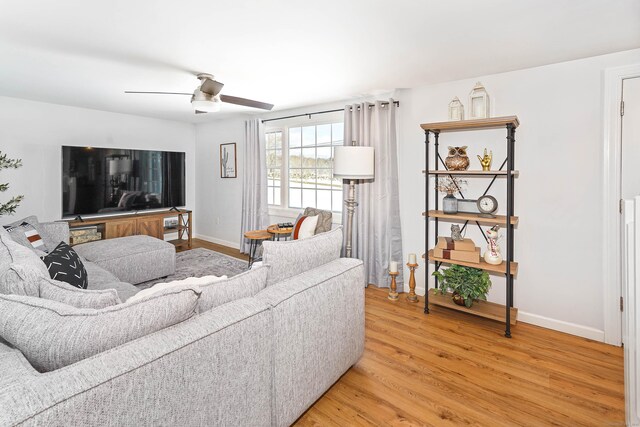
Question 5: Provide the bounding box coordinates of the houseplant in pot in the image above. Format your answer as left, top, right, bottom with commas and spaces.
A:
432, 264, 491, 308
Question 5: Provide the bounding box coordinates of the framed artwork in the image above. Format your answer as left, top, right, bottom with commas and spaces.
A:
220, 143, 237, 178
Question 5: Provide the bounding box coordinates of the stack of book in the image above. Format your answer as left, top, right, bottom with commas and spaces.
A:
69, 226, 102, 246
434, 237, 481, 264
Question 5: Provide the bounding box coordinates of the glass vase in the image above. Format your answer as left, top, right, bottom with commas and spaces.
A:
442, 193, 458, 214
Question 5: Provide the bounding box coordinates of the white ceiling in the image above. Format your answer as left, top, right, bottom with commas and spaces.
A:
0, 0, 638, 123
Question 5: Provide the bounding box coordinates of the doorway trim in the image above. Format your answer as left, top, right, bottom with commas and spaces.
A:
603, 64, 640, 346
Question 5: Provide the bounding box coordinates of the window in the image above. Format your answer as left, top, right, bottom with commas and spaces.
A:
266, 121, 344, 215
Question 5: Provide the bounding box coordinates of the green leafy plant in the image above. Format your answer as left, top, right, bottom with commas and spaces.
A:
432, 264, 491, 308
0, 151, 24, 217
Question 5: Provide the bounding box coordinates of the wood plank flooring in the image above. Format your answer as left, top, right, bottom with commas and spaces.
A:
185, 241, 624, 425
179, 238, 248, 261
295, 286, 625, 427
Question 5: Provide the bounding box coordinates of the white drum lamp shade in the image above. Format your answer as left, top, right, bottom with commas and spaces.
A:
333, 146, 375, 179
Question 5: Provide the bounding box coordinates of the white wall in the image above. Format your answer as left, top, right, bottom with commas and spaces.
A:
0, 96, 196, 224
396, 48, 640, 340
194, 117, 246, 248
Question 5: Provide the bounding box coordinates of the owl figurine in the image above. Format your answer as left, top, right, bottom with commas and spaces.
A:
445, 146, 470, 171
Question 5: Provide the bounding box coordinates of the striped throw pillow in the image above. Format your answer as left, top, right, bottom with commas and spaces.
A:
3, 222, 45, 251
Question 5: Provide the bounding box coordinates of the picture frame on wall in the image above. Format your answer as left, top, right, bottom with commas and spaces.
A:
220, 143, 237, 178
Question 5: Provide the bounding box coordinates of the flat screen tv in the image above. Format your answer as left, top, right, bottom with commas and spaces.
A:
62, 146, 186, 217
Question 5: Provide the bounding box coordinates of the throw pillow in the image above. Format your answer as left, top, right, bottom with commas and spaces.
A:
40, 242, 88, 290
2, 215, 58, 253
262, 226, 343, 286
0, 230, 50, 296
127, 275, 227, 303
0, 286, 201, 372
38, 275, 121, 309
292, 214, 319, 240
2, 222, 45, 252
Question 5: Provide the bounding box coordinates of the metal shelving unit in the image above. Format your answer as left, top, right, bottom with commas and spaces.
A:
421, 116, 519, 337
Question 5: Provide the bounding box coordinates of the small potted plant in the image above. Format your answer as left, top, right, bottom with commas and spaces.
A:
435, 177, 466, 214
432, 264, 491, 308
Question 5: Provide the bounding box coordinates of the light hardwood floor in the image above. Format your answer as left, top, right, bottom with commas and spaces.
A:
187, 241, 624, 426
179, 238, 249, 261
295, 287, 625, 426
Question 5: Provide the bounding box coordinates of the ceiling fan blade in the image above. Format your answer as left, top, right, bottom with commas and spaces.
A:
200, 79, 224, 96
124, 91, 193, 95
220, 94, 274, 110
195, 110, 208, 114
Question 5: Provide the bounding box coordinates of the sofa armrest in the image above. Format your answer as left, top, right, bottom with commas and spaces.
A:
0, 298, 273, 426
255, 258, 365, 427
39, 221, 69, 245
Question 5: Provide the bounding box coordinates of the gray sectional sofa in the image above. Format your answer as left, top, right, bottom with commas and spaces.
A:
0, 224, 365, 426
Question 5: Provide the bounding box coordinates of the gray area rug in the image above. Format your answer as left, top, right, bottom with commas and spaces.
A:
137, 248, 248, 290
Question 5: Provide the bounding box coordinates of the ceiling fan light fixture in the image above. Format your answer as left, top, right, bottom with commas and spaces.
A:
191, 90, 221, 112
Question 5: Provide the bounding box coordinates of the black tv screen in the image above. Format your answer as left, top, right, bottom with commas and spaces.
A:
62, 146, 186, 217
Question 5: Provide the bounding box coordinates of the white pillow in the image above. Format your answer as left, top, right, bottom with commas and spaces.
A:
295, 214, 319, 240
128, 275, 227, 303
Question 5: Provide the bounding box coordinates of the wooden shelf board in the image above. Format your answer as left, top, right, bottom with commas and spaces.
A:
64, 209, 192, 227
164, 225, 187, 233
420, 116, 519, 133
428, 289, 517, 325
423, 169, 519, 177
423, 210, 518, 225
167, 238, 190, 247
424, 250, 518, 276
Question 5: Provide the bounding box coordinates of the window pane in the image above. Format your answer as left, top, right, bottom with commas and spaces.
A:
275, 132, 283, 149
289, 148, 301, 168
268, 168, 281, 180
273, 187, 281, 205
332, 191, 343, 212
317, 190, 331, 210
289, 188, 302, 208
267, 150, 281, 168
317, 124, 331, 145
289, 127, 301, 148
302, 126, 315, 146
332, 177, 343, 190
316, 147, 332, 168
268, 188, 274, 205
289, 169, 302, 188
302, 189, 315, 208
332, 123, 344, 143
302, 169, 316, 188
301, 148, 315, 168
266, 133, 275, 149
317, 169, 332, 189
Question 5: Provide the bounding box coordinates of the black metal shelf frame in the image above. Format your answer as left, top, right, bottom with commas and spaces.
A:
424, 124, 517, 337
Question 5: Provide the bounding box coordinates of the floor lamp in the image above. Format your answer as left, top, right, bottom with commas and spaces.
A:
333, 145, 375, 258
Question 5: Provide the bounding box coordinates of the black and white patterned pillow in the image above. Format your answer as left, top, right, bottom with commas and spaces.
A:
40, 242, 88, 289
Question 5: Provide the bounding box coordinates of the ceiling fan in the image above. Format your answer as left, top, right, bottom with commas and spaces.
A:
125, 73, 274, 113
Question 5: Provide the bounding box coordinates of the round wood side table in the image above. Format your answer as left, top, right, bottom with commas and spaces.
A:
243, 230, 273, 268
267, 224, 293, 241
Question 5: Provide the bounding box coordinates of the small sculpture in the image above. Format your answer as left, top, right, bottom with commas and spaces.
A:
451, 225, 463, 241
477, 148, 492, 171
484, 225, 503, 265
445, 146, 470, 171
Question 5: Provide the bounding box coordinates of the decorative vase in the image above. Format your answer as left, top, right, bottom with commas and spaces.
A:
442, 193, 458, 214
452, 292, 466, 306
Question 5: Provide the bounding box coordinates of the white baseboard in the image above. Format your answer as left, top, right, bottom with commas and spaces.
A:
416, 285, 605, 342
194, 234, 241, 250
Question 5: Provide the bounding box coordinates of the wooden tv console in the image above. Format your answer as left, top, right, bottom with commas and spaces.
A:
65, 209, 192, 249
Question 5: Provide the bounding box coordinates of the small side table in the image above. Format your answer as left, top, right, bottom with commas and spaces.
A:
243, 230, 273, 268
267, 224, 293, 241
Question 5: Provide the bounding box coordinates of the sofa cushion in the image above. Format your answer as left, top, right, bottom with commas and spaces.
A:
84, 261, 140, 301
2, 216, 59, 253
0, 286, 201, 372
38, 275, 121, 309
40, 242, 88, 289
2, 222, 46, 252
0, 230, 50, 296
262, 226, 343, 286
198, 265, 270, 312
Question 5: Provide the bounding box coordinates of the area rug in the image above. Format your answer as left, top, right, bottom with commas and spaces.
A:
136, 248, 248, 290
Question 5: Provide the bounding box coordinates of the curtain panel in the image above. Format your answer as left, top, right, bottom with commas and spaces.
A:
342, 99, 404, 290
239, 118, 269, 254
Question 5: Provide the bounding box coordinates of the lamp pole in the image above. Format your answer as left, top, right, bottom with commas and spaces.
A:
344, 179, 357, 258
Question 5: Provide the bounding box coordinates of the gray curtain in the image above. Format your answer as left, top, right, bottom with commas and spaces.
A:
239, 118, 269, 254
342, 99, 404, 290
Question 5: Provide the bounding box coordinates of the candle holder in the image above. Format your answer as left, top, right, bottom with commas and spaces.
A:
388, 271, 399, 301
407, 263, 419, 303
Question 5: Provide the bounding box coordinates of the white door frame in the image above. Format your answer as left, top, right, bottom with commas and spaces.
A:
603, 64, 640, 346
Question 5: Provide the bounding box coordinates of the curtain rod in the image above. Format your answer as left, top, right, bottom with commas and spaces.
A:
261, 100, 399, 123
